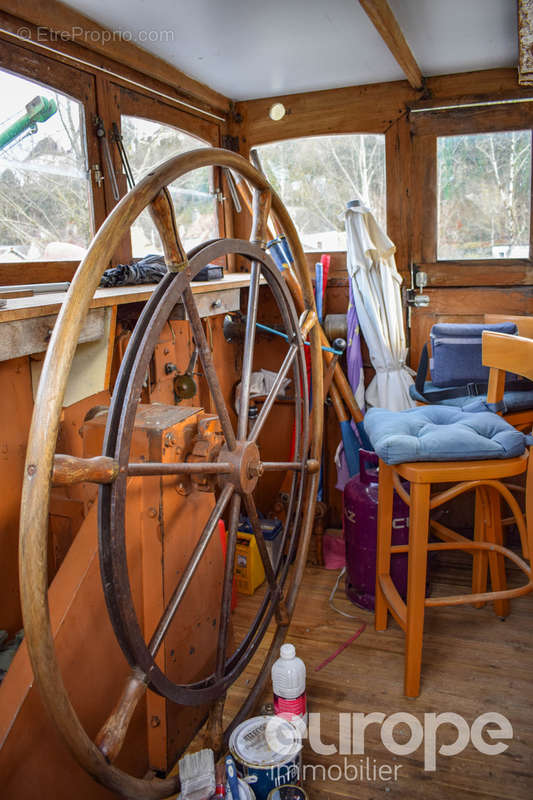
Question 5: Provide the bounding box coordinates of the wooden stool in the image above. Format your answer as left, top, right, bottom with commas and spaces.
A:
372, 331, 533, 697
375, 455, 531, 697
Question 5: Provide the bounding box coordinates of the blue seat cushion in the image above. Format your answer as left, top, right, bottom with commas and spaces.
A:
364, 405, 527, 465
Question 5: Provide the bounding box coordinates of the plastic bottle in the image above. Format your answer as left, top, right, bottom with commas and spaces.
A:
271, 643, 306, 720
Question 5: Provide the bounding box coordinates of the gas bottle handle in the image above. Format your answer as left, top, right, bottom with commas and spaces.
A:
359, 449, 379, 484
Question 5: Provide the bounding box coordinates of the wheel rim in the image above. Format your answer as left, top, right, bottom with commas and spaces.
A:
19, 148, 323, 799
100, 238, 309, 705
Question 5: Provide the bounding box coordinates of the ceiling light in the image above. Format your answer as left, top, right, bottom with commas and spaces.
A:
269, 103, 286, 121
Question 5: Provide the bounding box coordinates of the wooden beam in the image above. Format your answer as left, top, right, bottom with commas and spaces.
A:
236, 78, 416, 147
359, 0, 424, 90
236, 69, 533, 150
0, 0, 230, 115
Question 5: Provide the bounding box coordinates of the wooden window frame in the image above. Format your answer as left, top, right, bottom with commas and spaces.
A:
411, 101, 533, 287
115, 86, 227, 263
0, 37, 104, 282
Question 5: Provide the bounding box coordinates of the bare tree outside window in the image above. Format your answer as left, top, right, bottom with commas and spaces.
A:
0, 69, 91, 262
120, 116, 218, 256
257, 134, 386, 251
438, 130, 532, 260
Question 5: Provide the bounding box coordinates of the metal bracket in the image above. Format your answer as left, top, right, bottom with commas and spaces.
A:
221, 134, 240, 152
406, 288, 430, 308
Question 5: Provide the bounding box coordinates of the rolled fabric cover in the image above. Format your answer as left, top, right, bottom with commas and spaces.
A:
100, 253, 166, 287
363, 405, 526, 465
429, 322, 517, 387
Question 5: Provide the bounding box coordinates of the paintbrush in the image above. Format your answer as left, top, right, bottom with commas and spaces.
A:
225, 754, 240, 800
178, 748, 215, 800
213, 759, 226, 798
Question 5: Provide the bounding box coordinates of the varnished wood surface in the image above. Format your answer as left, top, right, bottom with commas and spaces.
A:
228, 561, 533, 799
0, 274, 254, 324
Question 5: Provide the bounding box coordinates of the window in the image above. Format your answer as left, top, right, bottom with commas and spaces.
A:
0, 68, 91, 261
120, 116, 218, 256
437, 130, 532, 260
257, 134, 386, 251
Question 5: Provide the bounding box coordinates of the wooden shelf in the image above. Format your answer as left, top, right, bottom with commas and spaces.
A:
0, 274, 253, 325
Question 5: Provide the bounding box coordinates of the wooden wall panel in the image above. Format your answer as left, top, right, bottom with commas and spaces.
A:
236, 79, 417, 148
0, 357, 33, 635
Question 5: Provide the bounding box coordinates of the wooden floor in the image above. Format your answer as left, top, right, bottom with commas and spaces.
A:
228, 550, 533, 799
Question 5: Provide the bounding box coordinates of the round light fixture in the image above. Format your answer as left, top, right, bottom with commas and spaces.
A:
269, 102, 286, 121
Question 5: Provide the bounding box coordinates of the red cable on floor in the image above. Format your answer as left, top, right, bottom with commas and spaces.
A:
314, 623, 367, 672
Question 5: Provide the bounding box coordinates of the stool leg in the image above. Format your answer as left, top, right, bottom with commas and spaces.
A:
472, 487, 489, 608
526, 454, 533, 563
485, 488, 510, 618
375, 460, 394, 632
404, 481, 430, 698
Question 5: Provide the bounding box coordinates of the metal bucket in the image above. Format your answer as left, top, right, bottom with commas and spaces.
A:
229, 716, 302, 800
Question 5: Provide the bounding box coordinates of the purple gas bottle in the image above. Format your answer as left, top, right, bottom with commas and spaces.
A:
344, 450, 418, 610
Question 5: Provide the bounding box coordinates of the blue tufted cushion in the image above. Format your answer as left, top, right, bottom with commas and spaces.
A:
364, 405, 527, 465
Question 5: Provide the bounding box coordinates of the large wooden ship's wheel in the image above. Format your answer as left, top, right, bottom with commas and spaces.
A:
19, 149, 323, 798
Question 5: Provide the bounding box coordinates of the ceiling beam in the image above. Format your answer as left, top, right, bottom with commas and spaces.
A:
359, 0, 424, 90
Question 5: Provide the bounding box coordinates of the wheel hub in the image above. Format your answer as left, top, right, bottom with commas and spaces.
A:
218, 440, 262, 494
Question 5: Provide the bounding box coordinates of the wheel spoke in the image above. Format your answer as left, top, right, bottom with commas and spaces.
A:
148, 483, 234, 657
215, 492, 241, 677
237, 261, 261, 440
127, 461, 232, 477
261, 460, 318, 473
183, 285, 237, 451
249, 344, 298, 443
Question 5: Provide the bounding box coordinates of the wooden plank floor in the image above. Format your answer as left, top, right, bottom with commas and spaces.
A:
226, 551, 533, 799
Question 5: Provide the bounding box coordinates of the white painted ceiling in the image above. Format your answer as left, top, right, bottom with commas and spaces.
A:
63, 0, 518, 100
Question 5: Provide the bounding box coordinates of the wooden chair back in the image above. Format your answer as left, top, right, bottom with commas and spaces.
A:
484, 314, 533, 339
483, 331, 533, 404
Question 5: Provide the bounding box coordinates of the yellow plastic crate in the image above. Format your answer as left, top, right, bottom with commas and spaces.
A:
234, 531, 265, 595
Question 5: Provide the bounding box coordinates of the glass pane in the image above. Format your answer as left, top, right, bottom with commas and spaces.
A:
437, 130, 532, 260
0, 68, 91, 262
257, 134, 386, 251
120, 116, 217, 256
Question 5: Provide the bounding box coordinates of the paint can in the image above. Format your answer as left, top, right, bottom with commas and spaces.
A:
229, 715, 302, 800
267, 786, 308, 800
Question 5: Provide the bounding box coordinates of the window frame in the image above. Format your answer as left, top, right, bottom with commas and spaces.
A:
255, 132, 388, 255
410, 101, 533, 286
116, 86, 226, 261
0, 37, 104, 276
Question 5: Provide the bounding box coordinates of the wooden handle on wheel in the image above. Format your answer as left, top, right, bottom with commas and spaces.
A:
149, 188, 188, 272
95, 670, 147, 763
52, 454, 119, 486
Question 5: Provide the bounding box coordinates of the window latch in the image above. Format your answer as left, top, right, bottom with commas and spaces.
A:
406, 266, 430, 307
92, 164, 104, 188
